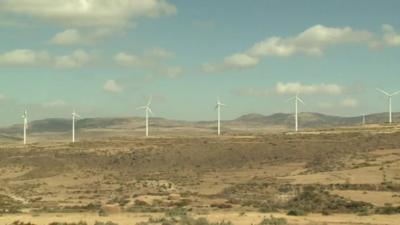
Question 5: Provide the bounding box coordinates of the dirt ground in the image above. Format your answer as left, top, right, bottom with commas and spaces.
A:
0, 125, 400, 225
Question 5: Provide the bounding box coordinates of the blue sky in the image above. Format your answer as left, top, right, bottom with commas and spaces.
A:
0, 0, 399, 125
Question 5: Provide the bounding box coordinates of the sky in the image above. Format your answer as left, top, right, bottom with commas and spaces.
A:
0, 0, 399, 125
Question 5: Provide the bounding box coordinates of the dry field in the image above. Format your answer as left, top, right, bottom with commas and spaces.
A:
0, 125, 400, 225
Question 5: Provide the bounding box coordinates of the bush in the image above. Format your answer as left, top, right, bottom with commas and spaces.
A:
48, 222, 87, 225
374, 205, 400, 214
165, 207, 188, 217
287, 209, 306, 216
94, 222, 119, 225
285, 185, 372, 214
258, 216, 288, 225
10, 221, 37, 225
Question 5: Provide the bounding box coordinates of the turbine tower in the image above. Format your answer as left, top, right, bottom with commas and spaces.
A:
376, 88, 400, 124
287, 94, 305, 132
138, 96, 153, 137
215, 97, 226, 136
362, 114, 366, 126
72, 109, 81, 143
22, 110, 28, 145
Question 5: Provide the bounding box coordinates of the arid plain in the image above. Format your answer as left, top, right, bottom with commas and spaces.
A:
0, 123, 400, 225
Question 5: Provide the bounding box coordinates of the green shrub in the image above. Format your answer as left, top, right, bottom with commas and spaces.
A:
258, 216, 288, 225
10, 221, 37, 225
287, 209, 306, 216
94, 221, 119, 225
165, 207, 188, 217
48, 222, 87, 225
374, 205, 400, 214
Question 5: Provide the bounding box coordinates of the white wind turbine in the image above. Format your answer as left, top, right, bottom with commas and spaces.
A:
72, 109, 81, 143
376, 88, 400, 124
22, 110, 28, 145
138, 96, 153, 137
287, 94, 305, 132
215, 97, 226, 136
362, 113, 366, 126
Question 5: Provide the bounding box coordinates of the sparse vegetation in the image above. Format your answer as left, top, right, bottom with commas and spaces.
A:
258, 216, 288, 225
0, 130, 400, 224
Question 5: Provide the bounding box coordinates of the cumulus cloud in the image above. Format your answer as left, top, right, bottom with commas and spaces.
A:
249, 25, 372, 58
115, 48, 183, 78
54, 50, 92, 69
0, 49, 50, 66
339, 97, 358, 107
50, 28, 117, 45
51, 29, 81, 45
0, 0, 176, 28
0, 49, 92, 69
103, 80, 123, 93
275, 82, 344, 95
115, 52, 146, 67
203, 24, 376, 72
203, 53, 259, 72
382, 24, 400, 46
144, 47, 173, 59
317, 97, 359, 110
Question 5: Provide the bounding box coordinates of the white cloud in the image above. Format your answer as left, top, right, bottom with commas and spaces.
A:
0, 49, 92, 69
115, 52, 146, 67
51, 29, 81, 45
50, 28, 117, 45
54, 50, 92, 69
0, 49, 50, 66
0, 0, 176, 28
275, 82, 344, 95
103, 80, 123, 93
42, 100, 67, 108
382, 24, 400, 46
160, 65, 183, 78
224, 53, 259, 68
202, 53, 259, 72
250, 25, 373, 57
144, 47, 173, 59
115, 48, 183, 78
203, 24, 375, 72
339, 97, 358, 108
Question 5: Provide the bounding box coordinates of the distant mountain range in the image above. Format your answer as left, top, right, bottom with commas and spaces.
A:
0, 112, 399, 135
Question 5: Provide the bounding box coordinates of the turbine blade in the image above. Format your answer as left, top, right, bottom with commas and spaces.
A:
286, 96, 295, 102
390, 90, 400, 96
148, 107, 154, 115
297, 97, 305, 104
376, 88, 390, 96
137, 106, 147, 110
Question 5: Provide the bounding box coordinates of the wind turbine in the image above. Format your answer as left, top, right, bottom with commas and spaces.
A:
362, 113, 366, 126
22, 110, 28, 145
215, 97, 226, 135
287, 94, 305, 132
376, 88, 400, 124
72, 109, 81, 143
138, 96, 153, 137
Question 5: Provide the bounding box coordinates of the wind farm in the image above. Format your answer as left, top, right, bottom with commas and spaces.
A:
0, 1, 400, 225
